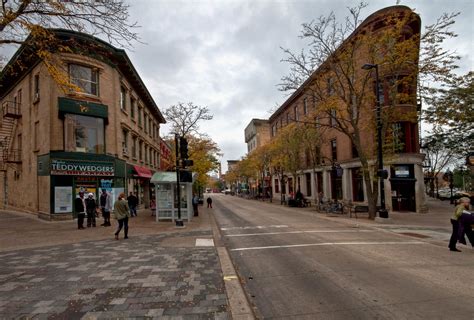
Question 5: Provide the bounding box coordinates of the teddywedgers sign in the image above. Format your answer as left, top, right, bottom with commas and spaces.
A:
51, 159, 114, 176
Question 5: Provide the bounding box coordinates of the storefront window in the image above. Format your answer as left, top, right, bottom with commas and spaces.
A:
64, 114, 104, 154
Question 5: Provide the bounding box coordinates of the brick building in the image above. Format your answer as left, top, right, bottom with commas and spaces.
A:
265, 6, 427, 213
244, 119, 270, 153
0, 29, 166, 219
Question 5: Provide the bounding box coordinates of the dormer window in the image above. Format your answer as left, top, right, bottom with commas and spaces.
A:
69, 64, 99, 96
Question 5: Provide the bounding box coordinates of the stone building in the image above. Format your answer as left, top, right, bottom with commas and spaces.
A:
244, 119, 270, 153
0, 29, 165, 220
265, 6, 427, 213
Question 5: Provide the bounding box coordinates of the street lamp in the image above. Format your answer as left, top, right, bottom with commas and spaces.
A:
445, 169, 454, 205
362, 63, 389, 218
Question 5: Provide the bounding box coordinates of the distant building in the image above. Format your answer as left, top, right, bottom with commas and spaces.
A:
244, 119, 270, 153
0, 29, 166, 219
227, 160, 239, 173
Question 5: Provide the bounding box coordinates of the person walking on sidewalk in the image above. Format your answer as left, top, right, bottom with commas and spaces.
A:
74, 191, 86, 229
114, 192, 131, 240
207, 196, 213, 208
85, 193, 97, 227
127, 192, 138, 217
100, 189, 112, 227
192, 194, 199, 216
449, 197, 471, 252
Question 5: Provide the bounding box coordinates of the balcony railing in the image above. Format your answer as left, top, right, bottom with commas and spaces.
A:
3, 149, 22, 163
3, 102, 22, 119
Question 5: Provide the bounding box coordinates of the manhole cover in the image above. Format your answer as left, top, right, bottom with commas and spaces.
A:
399, 232, 430, 239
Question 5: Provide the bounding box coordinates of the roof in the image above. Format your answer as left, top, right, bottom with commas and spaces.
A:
0, 29, 166, 123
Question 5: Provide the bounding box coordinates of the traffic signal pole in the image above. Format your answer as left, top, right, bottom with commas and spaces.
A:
175, 134, 184, 227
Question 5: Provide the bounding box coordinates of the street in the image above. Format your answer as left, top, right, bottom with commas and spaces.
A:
211, 194, 474, 319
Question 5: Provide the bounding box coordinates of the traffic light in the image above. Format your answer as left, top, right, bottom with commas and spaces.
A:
179, 137, 188, 159
179, 170, 193, 182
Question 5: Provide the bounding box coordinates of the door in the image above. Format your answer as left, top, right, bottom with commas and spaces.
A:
391, 180, 416, 212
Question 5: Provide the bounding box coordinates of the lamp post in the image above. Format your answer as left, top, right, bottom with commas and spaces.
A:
174, 134, 184, 227
362, 63, 388, 218
445, 169, 454, 205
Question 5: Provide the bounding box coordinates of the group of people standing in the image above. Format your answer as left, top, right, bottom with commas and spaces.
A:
74, 190, 140, 240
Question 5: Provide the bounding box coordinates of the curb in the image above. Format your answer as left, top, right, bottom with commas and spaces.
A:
207, 207, 256, 320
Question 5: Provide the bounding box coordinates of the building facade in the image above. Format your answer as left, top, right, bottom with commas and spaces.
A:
0, 29, 166, 220
265, 6, 427, 213
244, 119, 270, 153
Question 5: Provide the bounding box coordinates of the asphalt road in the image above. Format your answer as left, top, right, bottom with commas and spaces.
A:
211, 194, 474, 320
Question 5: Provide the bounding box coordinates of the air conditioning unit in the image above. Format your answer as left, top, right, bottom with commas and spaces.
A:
122, 146, 128, 155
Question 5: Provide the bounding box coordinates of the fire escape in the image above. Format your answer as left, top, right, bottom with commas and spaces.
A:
0, 101, 22, 172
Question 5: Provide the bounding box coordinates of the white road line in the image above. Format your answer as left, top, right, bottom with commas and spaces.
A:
230, 241, 426, 251
225, 230, 375, 237
220, 225, 288, 231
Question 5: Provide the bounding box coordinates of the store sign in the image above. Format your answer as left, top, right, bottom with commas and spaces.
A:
51, 159, 114, 176
394, 165, 410, 178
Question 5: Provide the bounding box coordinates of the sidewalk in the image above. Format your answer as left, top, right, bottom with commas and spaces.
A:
0, 207, 233, 319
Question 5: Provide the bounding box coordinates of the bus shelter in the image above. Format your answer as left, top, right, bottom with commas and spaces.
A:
150, 171, 194, 222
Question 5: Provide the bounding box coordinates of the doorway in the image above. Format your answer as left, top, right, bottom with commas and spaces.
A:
391, 179, 416, 212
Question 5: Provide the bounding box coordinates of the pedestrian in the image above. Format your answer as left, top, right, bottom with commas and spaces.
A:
100, 189, 112, 227
206, 196, 213, 208
150, 198, 156, 217
127, 192, 138, 217
449, 197, 471, 252
114, 192, 130, 240
74, 191, 86, 229
192, 194, 199, 216
85, 193, 97, 227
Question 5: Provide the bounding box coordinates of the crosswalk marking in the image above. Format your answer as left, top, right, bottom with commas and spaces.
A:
230, 241, 426, 251
220, 225, 288, 231
225, 229, 374, 237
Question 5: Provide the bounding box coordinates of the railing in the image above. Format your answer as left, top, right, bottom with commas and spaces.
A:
3, 149, 22, 163
3, 102, 22, 119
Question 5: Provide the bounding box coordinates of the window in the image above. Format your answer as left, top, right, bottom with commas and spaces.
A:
34, 122, 40, 151
145, 145, 148, 164
331, 139, 337, 161
303, 98, 308, 115
271, 125, 276, 137
139, 140, 143, 161
392, 122, 417, 153
274, 179, 279, 194
34, 74, 40, 101
294, 106, 298, 121
144, 113, 148, 133
327, 77, 334, 95
288, 178, 293, 194
351, 168, 364, 201
138, 107, 143, 127
149, 119, 152, 137
64, 114, 104, 154
122, 129, 129, 155
330, 109, 337, 127
120, 86, 127, 111
17, 89, 22, 108
69, 64, 99, 95
132, 136, 137, 158
130, 97, 136, 119
286, 113, 290, 124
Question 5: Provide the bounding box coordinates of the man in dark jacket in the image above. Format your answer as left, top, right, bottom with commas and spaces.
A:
85, 193, 97, 227
127, 192, 138, 217
74, 191, 86, 229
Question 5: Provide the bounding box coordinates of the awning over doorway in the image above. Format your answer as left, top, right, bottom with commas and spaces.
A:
133, 165, 152, 178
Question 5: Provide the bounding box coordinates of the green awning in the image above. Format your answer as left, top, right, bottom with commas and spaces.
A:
58, 97, 108, 119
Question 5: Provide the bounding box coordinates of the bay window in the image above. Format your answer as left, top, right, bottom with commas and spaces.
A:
64, 114, 104, 154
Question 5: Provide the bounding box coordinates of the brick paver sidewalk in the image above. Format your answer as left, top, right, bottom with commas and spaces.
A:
0, 208, 231, 319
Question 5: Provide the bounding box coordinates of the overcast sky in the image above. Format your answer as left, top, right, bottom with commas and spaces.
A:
3, 1, 472, 172
122, 0, 473, 172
